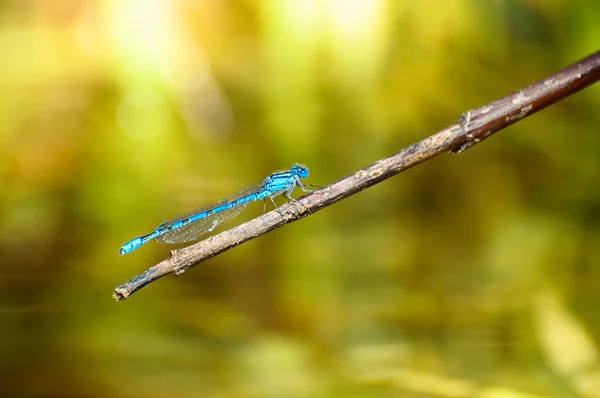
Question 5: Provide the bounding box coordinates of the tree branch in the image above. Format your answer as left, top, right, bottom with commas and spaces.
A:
114, 50, 600, 301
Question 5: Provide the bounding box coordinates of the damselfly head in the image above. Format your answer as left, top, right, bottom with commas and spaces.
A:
292, 163, 309, 178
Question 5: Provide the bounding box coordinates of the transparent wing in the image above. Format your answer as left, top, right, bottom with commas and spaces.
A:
156, 183, 263, 244
157, 202, 248, 244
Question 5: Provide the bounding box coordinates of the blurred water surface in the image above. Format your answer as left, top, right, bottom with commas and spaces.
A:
1, 1, 600, 397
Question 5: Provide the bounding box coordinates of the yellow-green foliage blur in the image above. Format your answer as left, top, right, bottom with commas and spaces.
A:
1, 1, 600, 397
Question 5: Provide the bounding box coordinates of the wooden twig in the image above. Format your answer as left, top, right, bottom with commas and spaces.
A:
114, 50, 600, 301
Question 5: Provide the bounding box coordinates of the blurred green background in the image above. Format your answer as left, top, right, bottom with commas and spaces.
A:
1, 1, 600, 397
